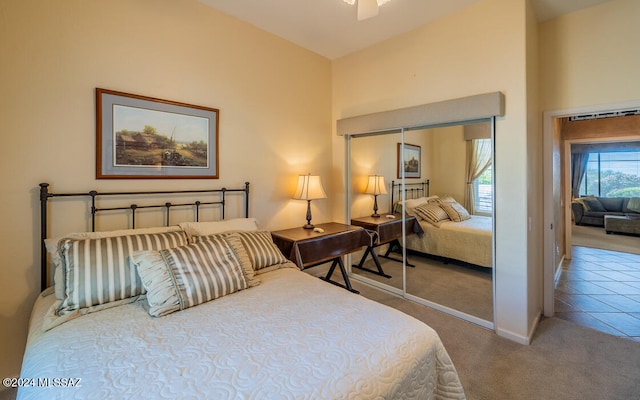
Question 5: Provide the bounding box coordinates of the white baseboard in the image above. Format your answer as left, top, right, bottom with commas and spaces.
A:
496, 310, 542, 345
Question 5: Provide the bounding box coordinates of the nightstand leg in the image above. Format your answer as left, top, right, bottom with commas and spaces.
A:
380, 239, 415, 267
323, 258, 359, 294
352, 246, 392, 278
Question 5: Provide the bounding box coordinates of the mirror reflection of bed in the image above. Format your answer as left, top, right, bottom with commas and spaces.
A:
349, 121, 494, 324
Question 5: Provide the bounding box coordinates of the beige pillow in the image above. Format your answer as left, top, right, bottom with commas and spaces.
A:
131, 237, 249, 317
56, 230, 188, 316
46, 226, 184, 300
179, 218, 259, 241
413, 203, 450, 226
401, 197, 429, 216
193, 230, 289, 272
437, 200, 471, 222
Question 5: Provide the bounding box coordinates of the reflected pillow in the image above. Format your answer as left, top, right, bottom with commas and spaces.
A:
437, 199, 471, 222
413, 203, 450, 226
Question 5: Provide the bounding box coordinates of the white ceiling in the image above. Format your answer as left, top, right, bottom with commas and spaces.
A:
198, 0, 613, 59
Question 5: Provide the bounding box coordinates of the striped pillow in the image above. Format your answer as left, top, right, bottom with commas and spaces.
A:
437, 199, 471, 222
131, 237, 248, 317
57, 231, 187, 315
193, 230, 289, 271
413, 203, 450, 226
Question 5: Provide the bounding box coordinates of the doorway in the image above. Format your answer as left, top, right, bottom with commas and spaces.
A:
543, 100, 640, 317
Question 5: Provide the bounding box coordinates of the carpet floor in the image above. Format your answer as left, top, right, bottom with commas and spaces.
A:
356, 282, 640, 400
350, 249, 494, 321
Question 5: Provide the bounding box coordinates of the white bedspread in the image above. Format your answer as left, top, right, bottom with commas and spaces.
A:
404, 216, 492, 268
18, 268, 465, 400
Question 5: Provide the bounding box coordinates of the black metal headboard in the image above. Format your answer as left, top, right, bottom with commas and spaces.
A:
39, 182, 250, 291
390, 180, 430, 212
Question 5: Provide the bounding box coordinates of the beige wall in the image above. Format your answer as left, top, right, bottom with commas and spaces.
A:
0, 0, 331, 378
332, 0, 532, 342
539, 0, 640, 110
423, 126, 467, 202
525, 0, 542, 336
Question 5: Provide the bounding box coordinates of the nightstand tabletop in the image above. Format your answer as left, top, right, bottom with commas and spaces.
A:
271, 222, 373, 269
271, 222, 374, 294
350, 214, 422, 245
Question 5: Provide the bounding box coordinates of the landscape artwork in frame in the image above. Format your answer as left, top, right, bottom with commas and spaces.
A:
397, 143, 421, 179
96, 88, 219, 179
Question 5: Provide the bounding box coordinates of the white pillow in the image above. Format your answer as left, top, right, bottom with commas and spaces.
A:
179, 218, 259, 240
403, 197, 429, 216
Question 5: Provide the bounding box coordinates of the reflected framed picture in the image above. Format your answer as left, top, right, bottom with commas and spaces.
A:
397, 143, 421, 179
96, 88, 219, 179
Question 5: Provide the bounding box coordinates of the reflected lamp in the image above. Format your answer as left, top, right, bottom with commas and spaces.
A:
293, 174, 327, 229
364, 175, 387, 217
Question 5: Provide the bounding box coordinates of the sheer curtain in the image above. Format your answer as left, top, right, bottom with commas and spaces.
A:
464, 139, 492, 213
571, 153, 589, 198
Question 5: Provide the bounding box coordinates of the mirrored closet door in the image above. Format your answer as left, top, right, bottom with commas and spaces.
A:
347, 120, 495, 327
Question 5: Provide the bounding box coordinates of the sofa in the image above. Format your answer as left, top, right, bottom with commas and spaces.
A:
571, 196, 640, 227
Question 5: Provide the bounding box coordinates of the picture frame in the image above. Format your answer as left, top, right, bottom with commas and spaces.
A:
96, 88, 219, 179
397, 143, 421, 179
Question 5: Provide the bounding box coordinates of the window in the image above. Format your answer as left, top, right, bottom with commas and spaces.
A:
474, 166, 493, 214
579, 151, 640, 197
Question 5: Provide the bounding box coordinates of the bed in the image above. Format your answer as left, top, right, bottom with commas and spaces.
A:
17, 182, 466, 399
391, 181, 492, 268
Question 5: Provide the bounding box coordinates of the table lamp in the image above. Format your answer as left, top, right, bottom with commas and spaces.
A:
293, 173, 327, 229
364, 175, 387, 217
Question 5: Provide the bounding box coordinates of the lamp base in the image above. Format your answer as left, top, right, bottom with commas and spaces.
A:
303, 224, 315, 229
371, 213, 381, 218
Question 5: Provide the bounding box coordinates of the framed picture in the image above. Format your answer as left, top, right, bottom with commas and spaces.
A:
397, 143, 421, 179
96, 88, 219, 179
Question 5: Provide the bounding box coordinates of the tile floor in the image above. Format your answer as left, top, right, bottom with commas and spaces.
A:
555, 245, 640, 342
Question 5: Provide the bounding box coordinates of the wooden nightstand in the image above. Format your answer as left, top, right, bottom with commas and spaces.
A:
271, 222, 373, 293
350, 214, 423, 277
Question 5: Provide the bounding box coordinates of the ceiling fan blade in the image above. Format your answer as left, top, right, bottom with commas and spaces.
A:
357, 0, 379, 21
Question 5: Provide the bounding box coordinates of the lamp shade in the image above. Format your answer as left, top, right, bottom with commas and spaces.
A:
293, 174, 327, 200
363, 175, 387, 195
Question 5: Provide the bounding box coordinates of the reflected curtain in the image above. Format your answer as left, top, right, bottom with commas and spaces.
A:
571, 153, 589, 198
464, 139, 492, 213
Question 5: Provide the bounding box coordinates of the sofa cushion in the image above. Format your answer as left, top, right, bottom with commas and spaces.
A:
597, 197, 623, 212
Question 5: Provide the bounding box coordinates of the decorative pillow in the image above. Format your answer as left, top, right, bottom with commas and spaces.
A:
394, 197, 440, 216
217, 233, 260, 287
413, 203, 450, 226
627, 197, 640, 213
130, 237, 248, 317
583, 198, 606, 212
46, 226, 183, 300
437, 195, 457, 204
193, 230, 289, 271
437, 199, 471, 222
403, 197, 429, 216
56, 230, 188, 315
179, 218, 259, 242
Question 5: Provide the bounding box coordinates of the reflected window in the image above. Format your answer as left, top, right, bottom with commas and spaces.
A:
474, 166, 493, 214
